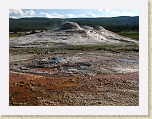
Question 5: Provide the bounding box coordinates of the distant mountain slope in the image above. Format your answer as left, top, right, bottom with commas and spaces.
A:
9, 16, 139, 32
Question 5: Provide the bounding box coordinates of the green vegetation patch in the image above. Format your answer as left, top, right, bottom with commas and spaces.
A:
63, 44, 139, 53
117, 31, 139, 40
10, 47, 45, 55
10, 43, 139, 55
9, 33, 26, 38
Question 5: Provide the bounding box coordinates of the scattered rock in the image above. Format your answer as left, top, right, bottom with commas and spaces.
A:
69, 79, 75, 82
18, 81, 25, 86
98, 78, 102, 81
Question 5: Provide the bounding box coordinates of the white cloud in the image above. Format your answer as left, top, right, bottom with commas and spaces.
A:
40, 12, 101, 18
9, 9, 24, 18
98, 9, 120, 17
120, 11, 138, 16
24, 10, 35, 17
39, 12, 101, 18
39, 12, 52, 18
65, 14, 77, 18
98, 9, 110, 13
39, 12, 77, 18
98, 9, 138, 17
39, 12, 64, 18
9, 9, 35, 18
80, 12, 100, 18
51, 12, 63, 18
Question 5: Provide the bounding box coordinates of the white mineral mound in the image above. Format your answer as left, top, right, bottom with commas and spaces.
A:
59, 21, 82, 30
9, 21, 138, 47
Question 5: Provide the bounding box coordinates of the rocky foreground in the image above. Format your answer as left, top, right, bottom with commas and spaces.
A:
9, 22, 139, 106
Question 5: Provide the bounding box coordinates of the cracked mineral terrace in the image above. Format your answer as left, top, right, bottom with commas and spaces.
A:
9, 22, 139, 106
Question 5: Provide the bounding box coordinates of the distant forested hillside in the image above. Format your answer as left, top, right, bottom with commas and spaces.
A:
9, 16, 139, 32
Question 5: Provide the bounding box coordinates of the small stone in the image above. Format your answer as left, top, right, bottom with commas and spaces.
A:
69, 79, 75, 82
18, 81, 25, 86
19, 103, 23, 106
37, 97, 41, 100
98, 78, 102, 81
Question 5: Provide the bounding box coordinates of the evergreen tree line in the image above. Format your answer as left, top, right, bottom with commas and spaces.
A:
9, 17, 139, 33
105, 25, 139, 32
9, 24, 139, 33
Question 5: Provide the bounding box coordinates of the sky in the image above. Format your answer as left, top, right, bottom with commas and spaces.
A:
9, 9, 139, 19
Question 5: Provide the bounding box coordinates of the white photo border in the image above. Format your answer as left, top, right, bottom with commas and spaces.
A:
0, 0, 148, 115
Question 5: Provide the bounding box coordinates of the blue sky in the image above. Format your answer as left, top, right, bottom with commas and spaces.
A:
9, 9, 139, 19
